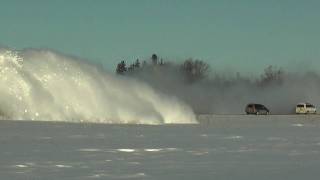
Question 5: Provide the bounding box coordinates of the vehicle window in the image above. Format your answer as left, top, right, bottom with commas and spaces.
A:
255, 104, 264, 109
306, 104, 314, 108
297, 105, 304, 108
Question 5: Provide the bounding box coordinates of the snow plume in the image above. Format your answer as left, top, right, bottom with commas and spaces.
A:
127, 62, 320, 114
0, 49, 196, 124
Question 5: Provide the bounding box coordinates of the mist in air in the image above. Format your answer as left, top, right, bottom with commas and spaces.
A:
121, 55, 320, 115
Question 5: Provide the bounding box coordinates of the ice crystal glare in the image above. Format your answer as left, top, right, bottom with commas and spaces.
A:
0, 49, 196, 124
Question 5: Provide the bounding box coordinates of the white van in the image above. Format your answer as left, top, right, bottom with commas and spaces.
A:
295, 103, 316, 114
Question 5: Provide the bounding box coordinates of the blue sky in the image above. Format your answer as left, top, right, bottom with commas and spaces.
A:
1, 0, 320, 73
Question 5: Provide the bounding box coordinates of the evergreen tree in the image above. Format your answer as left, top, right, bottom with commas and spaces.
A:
116, 61, 127, 74
151, 54, 158, 65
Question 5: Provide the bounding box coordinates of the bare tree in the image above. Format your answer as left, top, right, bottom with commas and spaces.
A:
181, 59, 210, 83
128, 64, 134, 72
259, 65, 284, 86
134, 59, 140, 68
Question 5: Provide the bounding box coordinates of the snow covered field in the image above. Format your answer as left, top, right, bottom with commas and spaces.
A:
1, 115, 320, 180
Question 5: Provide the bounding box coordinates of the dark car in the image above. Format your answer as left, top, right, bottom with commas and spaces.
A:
245, 103, 270, 115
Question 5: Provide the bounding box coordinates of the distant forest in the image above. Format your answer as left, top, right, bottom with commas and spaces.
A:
115, 53, 284, 86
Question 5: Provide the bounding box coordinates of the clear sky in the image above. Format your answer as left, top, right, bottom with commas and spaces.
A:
1, 0, 320, 73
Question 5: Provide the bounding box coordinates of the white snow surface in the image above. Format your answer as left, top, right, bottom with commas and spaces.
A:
1, 115, 320, 180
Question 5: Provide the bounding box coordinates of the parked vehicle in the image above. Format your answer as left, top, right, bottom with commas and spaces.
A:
245, 103, 270, 115
295, 103, 316, 114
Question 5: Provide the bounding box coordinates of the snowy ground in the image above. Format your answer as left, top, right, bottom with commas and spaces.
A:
1, 115, 320, 180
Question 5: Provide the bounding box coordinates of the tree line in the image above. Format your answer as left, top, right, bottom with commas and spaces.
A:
116, 54, 211, 83
116, 54, 284, 85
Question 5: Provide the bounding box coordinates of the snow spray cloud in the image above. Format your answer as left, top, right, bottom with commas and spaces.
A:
126, 61, 320, 114
0, 49, 196, 124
